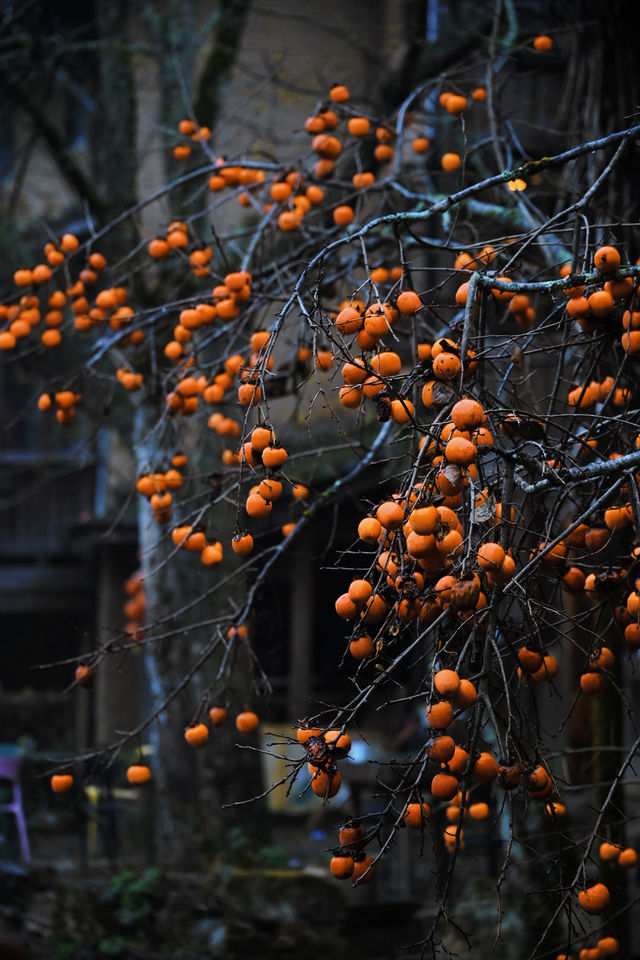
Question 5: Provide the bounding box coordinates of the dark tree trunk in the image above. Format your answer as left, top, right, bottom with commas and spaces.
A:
95, 0, 138, 231
193, 0, 253, 130
133, 401, 265, 866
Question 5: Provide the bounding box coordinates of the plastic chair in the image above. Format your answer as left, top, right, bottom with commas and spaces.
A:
0, 751, 31, 862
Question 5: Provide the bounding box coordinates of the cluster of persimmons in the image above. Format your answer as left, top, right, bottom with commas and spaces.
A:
4, 24, 640, 958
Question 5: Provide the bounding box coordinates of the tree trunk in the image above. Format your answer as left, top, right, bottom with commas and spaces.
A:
94, 0, 140, 258
193, 0, 253, 129
133, 402, 265, 865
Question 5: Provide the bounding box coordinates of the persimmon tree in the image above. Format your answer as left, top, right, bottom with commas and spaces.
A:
3, 4, 640, 958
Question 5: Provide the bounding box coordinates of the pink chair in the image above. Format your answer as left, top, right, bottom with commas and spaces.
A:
0, 752, 31, 862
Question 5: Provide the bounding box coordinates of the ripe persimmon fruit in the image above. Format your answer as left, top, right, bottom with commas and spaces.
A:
578, 883, 610, 914
533, 35, 552, 52
441, 152, 461, 172
51, 774, 74, 793
127, 765, 151, 784
404, 801, 431, 827
431, 772, 459, 800
236, 710, 259, 733
330, 854, 354, 878
333, 205, 354, 226
426, 700, 454, 729
351, 854, 375, 884
593, 245, 620, 273
208, 706, 226, 726
184, 724, 209, 748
